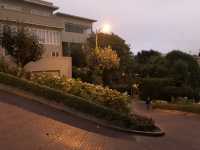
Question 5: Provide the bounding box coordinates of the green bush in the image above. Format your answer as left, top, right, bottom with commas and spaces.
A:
0, 57, 9, 72
31, 73, 131, 114
0, 72, 157, 131
139, 78, 197, 101
110, 84, 132, 94
73, 67, 91, 82
0, 57, 31, 77
139, 78, 173, 101
0, 57, 17, 75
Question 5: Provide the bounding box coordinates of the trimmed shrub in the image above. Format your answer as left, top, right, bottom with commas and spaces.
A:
0, 72, 157, 131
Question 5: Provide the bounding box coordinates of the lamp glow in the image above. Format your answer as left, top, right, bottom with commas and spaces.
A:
102, 24, 111, 34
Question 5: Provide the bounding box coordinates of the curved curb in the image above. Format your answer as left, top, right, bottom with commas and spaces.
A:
0, 84, 165, 137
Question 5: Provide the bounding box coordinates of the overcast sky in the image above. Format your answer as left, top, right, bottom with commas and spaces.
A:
49, 0, 200, 54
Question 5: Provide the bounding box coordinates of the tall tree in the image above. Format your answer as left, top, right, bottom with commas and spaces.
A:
134, 50, 167, 78
166, 50, 200, 88
138, 50, 200, 101
135, 50, 161, 64
87, 33, 135, 89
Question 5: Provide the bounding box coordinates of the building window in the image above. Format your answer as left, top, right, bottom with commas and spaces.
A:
0, 25, 60, 46
0, 5, 5, 9
49, 31, 51, 44
65, 23, 85, 34
1, 4, 21, 11
0, 24, 3, 39
56, 52, 59, 57
0, 24, 10, 56
41, 30, 60, 45
0, 24, 3, 51
56, 32, 59, 44
52, 32, 55, 44
44, 30, 48, 44
31, 9, 50, 17
51, 52, 55, 57
41, 30, 45, 43
51, 51, 59, 57
62, 42, 70, 56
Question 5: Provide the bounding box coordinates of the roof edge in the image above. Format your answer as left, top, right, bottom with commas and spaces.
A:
24, 0, 59, 10
55, 12, 97, 22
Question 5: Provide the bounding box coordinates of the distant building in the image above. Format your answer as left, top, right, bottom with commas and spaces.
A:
0, 0, 96, 77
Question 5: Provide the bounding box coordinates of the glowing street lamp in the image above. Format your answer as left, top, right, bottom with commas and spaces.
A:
102, 24, 111, 34
95, 24, 111, 49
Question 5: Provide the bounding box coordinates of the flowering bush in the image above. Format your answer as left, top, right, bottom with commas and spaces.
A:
31, 73, 131, 114
87, 47, 120, 70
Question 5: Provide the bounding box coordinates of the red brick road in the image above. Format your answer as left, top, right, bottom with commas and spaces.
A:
0, 91, 200, 150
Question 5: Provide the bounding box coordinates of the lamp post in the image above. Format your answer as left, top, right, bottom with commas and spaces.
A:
95, 24, 111, 49
95, 29, 100, 49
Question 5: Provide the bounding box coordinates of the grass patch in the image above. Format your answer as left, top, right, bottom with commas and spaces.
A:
0, 72, 158, 132
153, 102, 200, 114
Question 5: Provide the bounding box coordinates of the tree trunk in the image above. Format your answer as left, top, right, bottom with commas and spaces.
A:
17, 63, 23, 78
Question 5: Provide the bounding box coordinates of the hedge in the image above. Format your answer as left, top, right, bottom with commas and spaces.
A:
153, 103, 200, 114
0, 72, 157, 131
139, 78, 173, 101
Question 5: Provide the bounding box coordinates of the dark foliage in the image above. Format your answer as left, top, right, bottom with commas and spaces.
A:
2, 26, 43, 68
135, 50, 161, 64
140, 78, 199, 101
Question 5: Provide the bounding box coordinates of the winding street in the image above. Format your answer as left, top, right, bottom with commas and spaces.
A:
0, 90, 200, 150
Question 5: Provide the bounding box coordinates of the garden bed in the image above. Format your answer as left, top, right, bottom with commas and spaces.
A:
0, 72, 161, 133
31, 73, 131, 114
